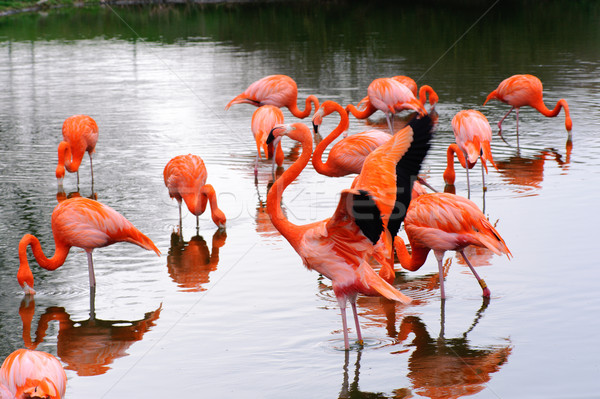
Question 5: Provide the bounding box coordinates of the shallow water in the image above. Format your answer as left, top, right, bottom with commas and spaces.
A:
0, 2, 599, 397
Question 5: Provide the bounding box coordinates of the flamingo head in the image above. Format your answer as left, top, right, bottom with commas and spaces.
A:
17, 269, 35, 296
212, 208, 227, 230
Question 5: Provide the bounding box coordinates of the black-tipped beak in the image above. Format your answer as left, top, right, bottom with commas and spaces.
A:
266, 128, 276, 145
312, 121, 319, 135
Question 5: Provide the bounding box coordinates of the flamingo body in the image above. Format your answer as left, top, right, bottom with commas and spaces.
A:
164, 154, 226, 229
225, 74, 319, 119
394, 193, 511, 298
251, 105, 285, 174
55, 115, 99, 186
312, 101, 390, 177
0, 349, 66, 399
483, 74, 572, 138
17, 197, 160, 295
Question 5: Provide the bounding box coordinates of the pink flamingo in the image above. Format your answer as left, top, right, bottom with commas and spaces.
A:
443, 110, 497, 198
346, 78, 427, 134
251, 105, 285, 176
311, 100, 390, 177
55, 115, 99, 188
0, 349, 66, 399
357, 76, 439, 111
17, 197, 160, 295
225, 74, 320, 119
164, 154, 226, 230
394, 192, 511, 299
483, 74, 573, 146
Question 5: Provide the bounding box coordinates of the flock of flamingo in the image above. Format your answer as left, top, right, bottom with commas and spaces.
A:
3, 72, 571, 397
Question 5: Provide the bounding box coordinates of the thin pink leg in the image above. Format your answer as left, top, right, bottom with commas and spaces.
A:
86, 251, 96, 288
337, 297, 350, 350
515, 108, 520, 148
459, 250, 491, 297
498, 106, 514, 133
349, 295, 363, 346
435, 252, 446, 299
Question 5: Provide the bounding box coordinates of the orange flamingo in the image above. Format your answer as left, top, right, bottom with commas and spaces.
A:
164, 154, 226, 230
250, 105, 285, 176
394, 192, 511, 299
443, 110, 497, 198
346, 77, 427, 134
358, 76, 439, 111
0, 349, 66, 399
483, 74, 573, 145
266, 117, 434, 349
225, 74, 320, 119
56, 115, 99, 188
17, 197, 161, 295
311, 100, 390, 177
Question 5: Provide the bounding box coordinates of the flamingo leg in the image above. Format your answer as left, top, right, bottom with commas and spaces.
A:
349, 294, 364, 346
254, 155, 259, 177
196, 215, 200, 233
497, 106, 514, 136
337, 296, 350, 350
86, 251, 96, 288
465, 163, 471, 199
385, 113, 394, 134
76, 170, 80, 188
435, 252, 446, 299
481, 162, 487, 213
89, 153, 94, 188
178, 201, 183, 233
515, 108, 520, 148
458, 250, 490, 297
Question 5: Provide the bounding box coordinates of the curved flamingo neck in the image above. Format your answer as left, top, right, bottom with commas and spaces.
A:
312, 103, 349, 175
204, 185, 226, 226
56, 141, 73, 178
533, 98, 572, 132
267, 131, 313, 244
18, 234, 70, 289
393, 236, 430, 272
443, 144, 468, 184
418, 85, 437, 106
345, 102, 377, 119
288, 95, 320, 119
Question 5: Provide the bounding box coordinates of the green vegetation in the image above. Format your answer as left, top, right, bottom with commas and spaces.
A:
0, 0, 87, 14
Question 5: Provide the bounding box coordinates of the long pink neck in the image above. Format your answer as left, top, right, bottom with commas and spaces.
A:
532, 98, 573, 131
393, 236, 430, 272
288, 95, 320, 119
443, 144, 468, 185
18, 234, 70, 289
56, 141, 82, 174
267, 132, 313, 245
345, 101, 377, 119
418, 85, 438, 106
204, 185, 225, 225
312, 103, 349, 175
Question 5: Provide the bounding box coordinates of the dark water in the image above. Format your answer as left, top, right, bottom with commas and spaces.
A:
0, 2, 599, 397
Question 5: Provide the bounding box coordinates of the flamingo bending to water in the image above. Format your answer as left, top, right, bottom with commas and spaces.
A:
483, 74, 573, 144
346, 78, 427, 134
251, 105, 285, 176
164, 154, 226, 230
266, 116, 434, 349
0, 349, 66, 399
357, 76, 439, 111
225, 74, 320, 119
443, 110, 497, 198
394, 192, 511, 299
55, 115, 99, 188
311, 100, 390, 177
17, 197, 160, 295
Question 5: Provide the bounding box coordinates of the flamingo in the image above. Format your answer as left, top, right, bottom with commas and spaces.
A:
55, 115, 99, 188
346, 78, 427, 134
443, 110, 498, 198
0, 349, 66, 399
250, 105, 285, 176
311, 100, 391, 177
17, 197, 161, 295
483, 74, 573, 145
393, 192, 511, 299
225, 74, 320, 119
358, 76, 439, 111
266, 116, 434, 349
164, 154, 226, 231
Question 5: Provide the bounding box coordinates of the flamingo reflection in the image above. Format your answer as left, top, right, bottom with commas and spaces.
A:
398, 300, 512, 398
166, 229, 227, 292
495, 145, 571, 194
56, 189, 97, 203
19, 292, 161, 376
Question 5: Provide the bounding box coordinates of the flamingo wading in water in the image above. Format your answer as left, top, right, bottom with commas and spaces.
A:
393, 192, 511, 299
225, 74, 320, 119
443, 110, 497, 198
483, 74, 573, 146
0, 349, 67, 399
56, 115, 99, 188
312, 100, 391, 177
17, 197, 161, 295
164, 154, 226, 231
266, 116, 434, 349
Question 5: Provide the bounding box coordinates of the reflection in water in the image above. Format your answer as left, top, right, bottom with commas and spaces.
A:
56, 189, 97, 203
338, 350, 394, 399
398, 300, 512, 399
19, 292, 161, 376
166, 229, 226, 292
495, 145, 571, 194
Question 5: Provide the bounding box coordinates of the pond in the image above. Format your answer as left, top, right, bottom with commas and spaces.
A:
0, 1, 599, 397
